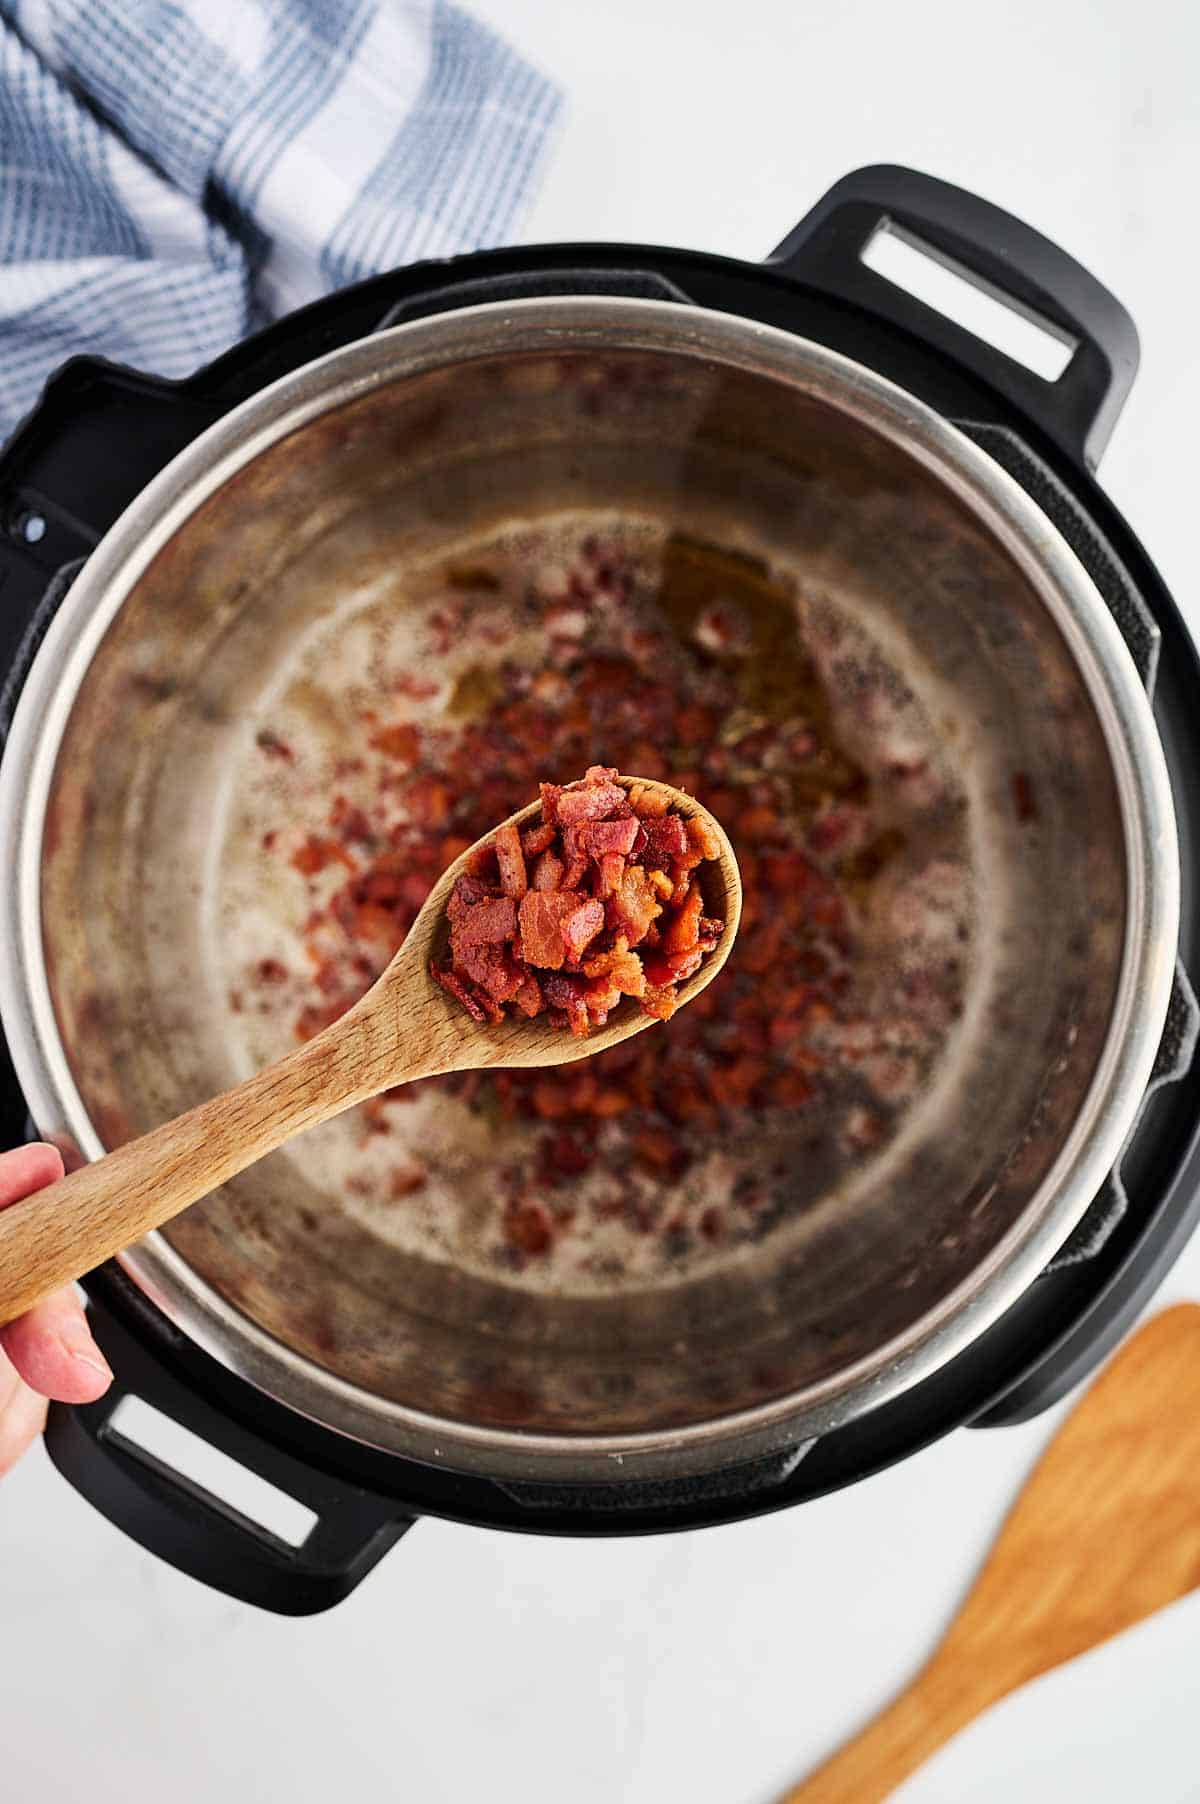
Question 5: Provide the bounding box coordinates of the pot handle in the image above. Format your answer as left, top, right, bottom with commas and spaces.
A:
43, 1284, 413, 1615
768, 164, 1138, 470
0, 358, 217, 634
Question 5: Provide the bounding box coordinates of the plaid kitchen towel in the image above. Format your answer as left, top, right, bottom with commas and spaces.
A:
0, 0, 562, 440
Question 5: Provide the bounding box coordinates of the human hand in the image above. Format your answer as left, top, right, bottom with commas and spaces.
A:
0, 1143, 113, 1476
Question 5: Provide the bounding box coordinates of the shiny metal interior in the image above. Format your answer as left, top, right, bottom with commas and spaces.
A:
0, 303, 1177, 1480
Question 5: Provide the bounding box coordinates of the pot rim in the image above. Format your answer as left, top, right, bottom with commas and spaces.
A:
0, 297, 1179, 1482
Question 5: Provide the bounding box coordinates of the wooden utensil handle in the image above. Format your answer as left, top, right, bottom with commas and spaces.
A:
782, 1670, 977, 1804
0, 1025, 375, 1324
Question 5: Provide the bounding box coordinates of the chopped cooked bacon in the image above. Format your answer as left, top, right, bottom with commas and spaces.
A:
607, 865, 661, 945
291, 836, 357, 877
643, 945, 705, 986
454, 896, 517, 945
641, 814, 688, 867
578, 815, 639, 858
562, 897, 605, 962
585, 979, 622, 1023
431, 963, 496, 1023
596, 852, 626, 897
686, 814, 721, 860
556, 780, 627, 824
532, 849, 566, 891
519, 891, 584, 969
583, 940, 646, 997
542, 971, 587, 1007
432, 767, 724, 1034
641, 984, 679, 1021
542, 972, 591, 1037
626, 781, 669, 817
447, 873, 498, 926
521, 823, 556, 856
456, 940, 524, 1000
329, 796, 373, 844
514, 973, 544, 1017
559, 837, 590, 890
662, 884, 704, 953
493, 821, 527, 897
371, 722, 420, 764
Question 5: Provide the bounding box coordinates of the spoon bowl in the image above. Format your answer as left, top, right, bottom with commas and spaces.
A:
0, 777, 739, 1323
399, 774, 742, 1072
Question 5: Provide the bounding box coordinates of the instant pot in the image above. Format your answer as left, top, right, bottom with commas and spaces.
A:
1, 166, 1197, 1615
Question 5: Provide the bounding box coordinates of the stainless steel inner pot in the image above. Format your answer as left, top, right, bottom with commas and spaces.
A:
0, 300, 1178, 1482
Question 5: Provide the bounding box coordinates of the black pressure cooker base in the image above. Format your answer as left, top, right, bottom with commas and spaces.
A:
3, 165, 1199, 1612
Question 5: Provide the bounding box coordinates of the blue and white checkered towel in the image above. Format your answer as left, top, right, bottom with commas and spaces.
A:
0, 0, 562, 441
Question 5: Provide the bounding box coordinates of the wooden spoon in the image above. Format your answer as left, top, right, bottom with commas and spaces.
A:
0, 776, 740, 1326
782, 1303, 1200, 1803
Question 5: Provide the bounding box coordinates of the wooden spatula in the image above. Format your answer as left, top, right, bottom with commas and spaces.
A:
783, 1303, 1200, 1802
0, 775, 739, 1326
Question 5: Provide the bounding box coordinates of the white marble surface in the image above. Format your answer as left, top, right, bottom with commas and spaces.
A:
5, 2, 1200, 1797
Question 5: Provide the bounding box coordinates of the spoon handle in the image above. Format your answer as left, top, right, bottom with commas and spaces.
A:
780, 1665, 985, 1803
0, 1008, 401, 1325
